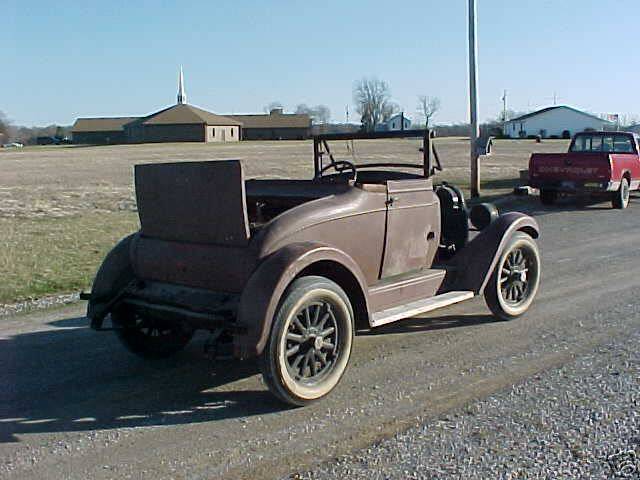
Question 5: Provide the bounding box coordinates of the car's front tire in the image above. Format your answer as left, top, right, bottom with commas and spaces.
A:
612, 177, 630, 209
260, 276, 354, 406
484, 232, 541, 321
111, 309, 194, 359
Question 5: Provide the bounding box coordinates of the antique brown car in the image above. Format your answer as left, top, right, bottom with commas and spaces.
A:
84, 130, 541, 405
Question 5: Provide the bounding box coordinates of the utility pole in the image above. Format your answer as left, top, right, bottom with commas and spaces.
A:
468, 0, 480, 197
502, 89, 507, 135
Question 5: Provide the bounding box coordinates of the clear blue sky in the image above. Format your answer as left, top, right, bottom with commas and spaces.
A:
3, 0, 640, 126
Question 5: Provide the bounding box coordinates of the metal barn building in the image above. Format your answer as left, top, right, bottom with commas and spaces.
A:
503, 106, 613, 139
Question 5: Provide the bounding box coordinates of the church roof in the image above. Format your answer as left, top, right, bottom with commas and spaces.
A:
140, 103, 242, 126
229, 113, 311, 129
72, 117, 140, 132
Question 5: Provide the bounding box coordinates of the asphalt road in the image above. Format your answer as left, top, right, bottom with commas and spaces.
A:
2, 194, 640, 479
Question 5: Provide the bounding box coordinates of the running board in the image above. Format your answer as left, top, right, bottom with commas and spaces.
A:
370, 291, 475, 327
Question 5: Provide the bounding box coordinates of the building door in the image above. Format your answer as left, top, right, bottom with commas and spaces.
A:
221, 129, 226, 142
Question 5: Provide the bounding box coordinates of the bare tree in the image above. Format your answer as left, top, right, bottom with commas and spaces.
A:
264, 101, 284, 113
417, 96, 441, 128
353, 77, 396, 131
295, 104, 331, 124
295, 104, 311, 115
618, 114, 640, 128
0, 111, 10, 143
497, 108, 527, 123
314, 105, 331, 124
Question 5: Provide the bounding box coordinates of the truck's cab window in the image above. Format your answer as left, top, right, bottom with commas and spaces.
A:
571, 133, 634, 153
613, 135, 633, 153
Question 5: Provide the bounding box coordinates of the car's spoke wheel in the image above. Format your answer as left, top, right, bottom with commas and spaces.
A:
612, 177, 630, 209
260, 276, 353, 406
284, 301, 339, 380
112, 309, 194, 359
484, 232, 540, 321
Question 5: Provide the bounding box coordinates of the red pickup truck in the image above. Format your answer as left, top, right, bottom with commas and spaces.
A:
529, 131, 640, 209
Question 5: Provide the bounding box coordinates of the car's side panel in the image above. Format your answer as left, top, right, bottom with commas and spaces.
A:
368, 268, 445, 312
380, 179, 439, 278
256, 188, 387, 284
448, 212, 539, 295
235, 242, 370, 359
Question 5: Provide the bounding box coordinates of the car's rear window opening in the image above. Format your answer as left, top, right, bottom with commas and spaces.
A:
570, 133, 634, 154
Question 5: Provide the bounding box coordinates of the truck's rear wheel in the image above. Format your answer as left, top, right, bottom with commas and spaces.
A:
540, 189, 557, 206
260, 276, 354, 406
612, 177, 630, 209
484, 232, 541, 321
111, 309, 194, 359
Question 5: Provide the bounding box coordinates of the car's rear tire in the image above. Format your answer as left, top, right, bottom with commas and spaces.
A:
612, 177, 630, 209
260, 276, 354, 406
484, 232, 541, 321
111, 309, 194, 359
540, 189, 557, 206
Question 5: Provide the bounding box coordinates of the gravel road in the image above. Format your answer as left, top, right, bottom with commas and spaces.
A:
2, 194, 640, 479
294, 328, 640, 479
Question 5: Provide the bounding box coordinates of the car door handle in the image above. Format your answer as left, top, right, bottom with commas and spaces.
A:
386, 197, 395, 207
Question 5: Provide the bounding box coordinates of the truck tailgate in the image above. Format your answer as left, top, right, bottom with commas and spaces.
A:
529, 152, 611, 183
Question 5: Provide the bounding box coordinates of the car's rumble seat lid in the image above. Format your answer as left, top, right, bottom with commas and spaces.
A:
135, 160, 250, 246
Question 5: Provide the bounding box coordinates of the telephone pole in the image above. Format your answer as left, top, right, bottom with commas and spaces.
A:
468, 0, 480, 197
502, 89, 507, 134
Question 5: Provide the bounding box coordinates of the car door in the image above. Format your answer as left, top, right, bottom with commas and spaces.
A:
380, 178, 440, 278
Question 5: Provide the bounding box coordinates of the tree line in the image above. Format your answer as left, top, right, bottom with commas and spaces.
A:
0, 111, 72, 145
353, 77, 441, 132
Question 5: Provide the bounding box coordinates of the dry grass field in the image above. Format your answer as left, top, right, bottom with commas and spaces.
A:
0, 138, 568, 304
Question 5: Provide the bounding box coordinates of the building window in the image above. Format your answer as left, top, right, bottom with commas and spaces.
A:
231, 128, 234, 137
211, 128, 215, 137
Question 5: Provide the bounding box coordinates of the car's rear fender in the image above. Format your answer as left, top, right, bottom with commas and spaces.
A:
450, 212, 539, 295
235, 242, 370, 359
86, 233, 137, 323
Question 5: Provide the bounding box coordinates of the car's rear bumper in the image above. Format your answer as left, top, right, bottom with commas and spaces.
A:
529, 179, 618, 193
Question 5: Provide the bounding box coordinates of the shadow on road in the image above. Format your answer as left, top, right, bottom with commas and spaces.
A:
0, 319, 287, 443
498, 193, 634, 218
0, 310, 504, 443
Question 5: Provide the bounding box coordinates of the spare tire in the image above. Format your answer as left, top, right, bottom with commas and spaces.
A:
436, 185, 469, 253
470, 203, 499, 230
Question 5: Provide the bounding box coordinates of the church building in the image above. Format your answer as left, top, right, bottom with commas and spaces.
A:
72, 68, 242, 144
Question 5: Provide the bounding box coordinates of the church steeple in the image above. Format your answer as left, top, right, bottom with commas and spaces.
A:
177, 66, 187, 104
